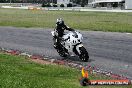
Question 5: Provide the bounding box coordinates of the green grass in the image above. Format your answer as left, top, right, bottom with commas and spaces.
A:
0, 53, 81, 88
0, 8, 132, 32
0, 53, 131, 88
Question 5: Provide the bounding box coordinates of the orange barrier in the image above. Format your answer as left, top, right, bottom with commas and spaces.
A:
81, 67, 89, 78
28, 7, 43, 10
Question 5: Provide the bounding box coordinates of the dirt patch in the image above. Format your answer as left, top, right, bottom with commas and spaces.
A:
30, 59, 52, 65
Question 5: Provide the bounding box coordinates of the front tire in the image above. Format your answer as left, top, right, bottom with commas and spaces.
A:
79, 47, 89, 62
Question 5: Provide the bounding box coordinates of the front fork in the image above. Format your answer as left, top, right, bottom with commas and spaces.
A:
73, 44, 84, 57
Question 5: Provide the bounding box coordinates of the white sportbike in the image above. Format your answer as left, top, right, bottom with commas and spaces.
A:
51, 30, 89, 62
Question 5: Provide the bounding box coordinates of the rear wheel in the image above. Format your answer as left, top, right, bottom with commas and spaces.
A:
53, 37, 69, 57
57, 49, 68, 57
79, 47, 89, 62
55, 43, 69, 57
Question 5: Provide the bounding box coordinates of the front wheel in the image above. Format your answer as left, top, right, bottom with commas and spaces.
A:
79, 47, 89, 62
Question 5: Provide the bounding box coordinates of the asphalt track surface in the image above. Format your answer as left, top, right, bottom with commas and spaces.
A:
0, 27, 132, 79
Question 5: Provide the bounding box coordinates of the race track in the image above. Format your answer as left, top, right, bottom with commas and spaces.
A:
0, 27, 132, 79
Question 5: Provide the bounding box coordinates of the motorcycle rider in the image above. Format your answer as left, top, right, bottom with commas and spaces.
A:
54, 18, 74, 49
56, 18, 74, 37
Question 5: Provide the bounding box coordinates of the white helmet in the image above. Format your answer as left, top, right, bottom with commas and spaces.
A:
56, 18, 64, 25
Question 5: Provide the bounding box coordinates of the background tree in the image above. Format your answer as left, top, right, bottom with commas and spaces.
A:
60, 4, 64, 7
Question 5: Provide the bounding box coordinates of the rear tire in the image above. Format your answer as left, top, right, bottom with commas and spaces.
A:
79, 47, 89, 62
56, 49, 68, 57
53, 38, 68, 57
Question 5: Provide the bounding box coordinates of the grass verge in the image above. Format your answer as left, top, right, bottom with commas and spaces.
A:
0, 8, 132, 32
0, 53, 132, 88
0, 53, 81, 88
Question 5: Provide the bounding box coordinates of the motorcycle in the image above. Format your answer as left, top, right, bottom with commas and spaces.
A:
51, 30, 89, 62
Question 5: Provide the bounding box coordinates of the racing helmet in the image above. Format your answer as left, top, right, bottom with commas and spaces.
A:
56, 18, 64, 26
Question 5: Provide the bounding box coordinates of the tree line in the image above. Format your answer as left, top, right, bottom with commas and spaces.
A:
0, 0, 46, 3
0, 0, 88, 5
0, 0, 88, 7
